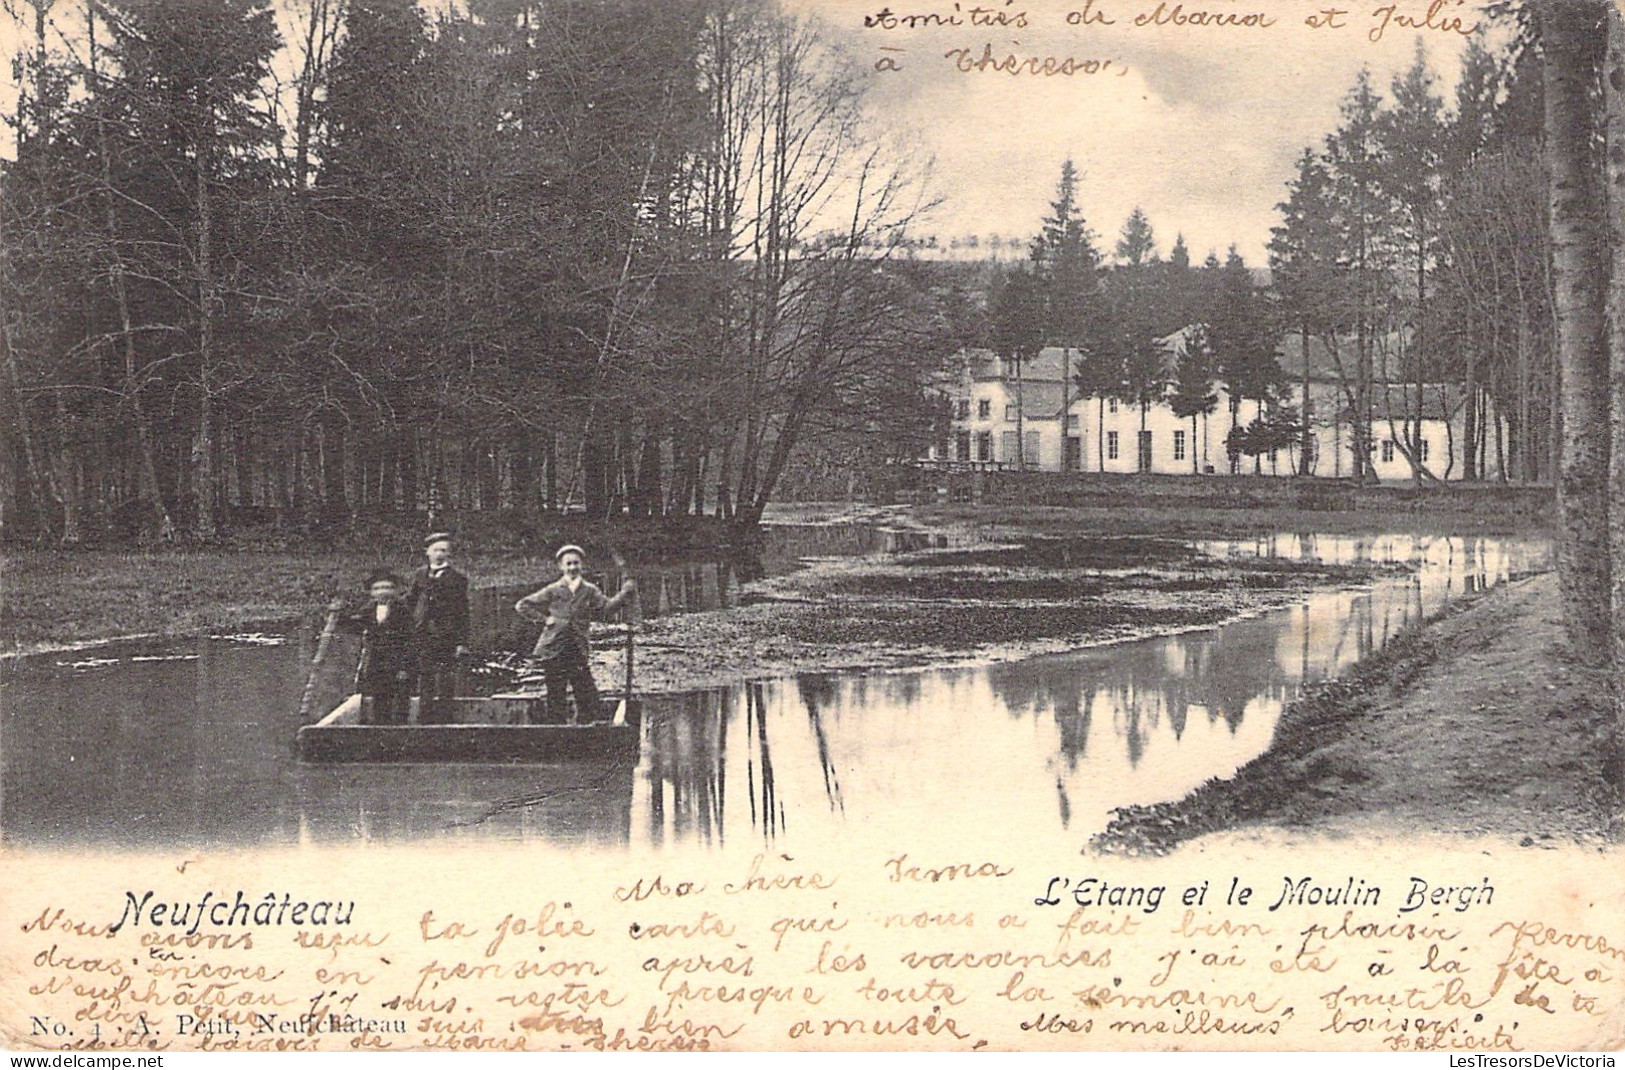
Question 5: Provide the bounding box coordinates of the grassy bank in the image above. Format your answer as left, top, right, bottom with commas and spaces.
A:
0, 510, 742, 654
1, 500, 1546, 656
1093, 572, 1621, 854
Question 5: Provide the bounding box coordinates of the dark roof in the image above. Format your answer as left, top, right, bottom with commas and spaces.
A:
1276, 333, 1344, 381
1371, 384, 1470, 423
1006, 382, 1067, 419
961, 331, 1464, 413
967, 346, 1143, 383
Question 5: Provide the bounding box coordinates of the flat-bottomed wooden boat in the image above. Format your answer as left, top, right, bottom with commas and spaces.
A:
296, 693, 641, 764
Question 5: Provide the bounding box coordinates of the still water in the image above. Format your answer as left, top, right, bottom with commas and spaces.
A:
0, 531, 1546, 853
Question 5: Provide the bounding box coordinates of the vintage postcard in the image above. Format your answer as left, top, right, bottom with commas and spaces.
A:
1, 0, 1622, 1054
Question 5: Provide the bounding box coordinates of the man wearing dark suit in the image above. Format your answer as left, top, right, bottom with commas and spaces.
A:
406, 532, 471, 725
330, 570, 415, 725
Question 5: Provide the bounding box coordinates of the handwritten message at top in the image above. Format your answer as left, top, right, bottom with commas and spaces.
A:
4, 846, 1620, 1052
859, 0, 1480, 77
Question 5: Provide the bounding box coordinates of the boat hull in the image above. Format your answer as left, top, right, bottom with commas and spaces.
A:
296, 694, 642, 764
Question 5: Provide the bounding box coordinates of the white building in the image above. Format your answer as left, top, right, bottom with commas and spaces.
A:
926, 337, 1499, 481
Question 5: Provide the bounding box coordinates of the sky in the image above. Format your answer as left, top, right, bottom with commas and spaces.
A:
0, 0, 1497, 266
786, 0, 1496, 265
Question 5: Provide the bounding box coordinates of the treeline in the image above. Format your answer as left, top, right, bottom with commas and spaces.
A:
1270, 33, 1554, 484
0, 0, 955, 544
979, 29, 1562, 487
983, 162, 1305, 476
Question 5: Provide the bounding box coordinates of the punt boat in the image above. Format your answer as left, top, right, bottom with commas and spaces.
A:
295, 693, 642, 764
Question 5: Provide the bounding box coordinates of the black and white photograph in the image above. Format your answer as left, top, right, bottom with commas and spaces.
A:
1, 0, 1621, 1054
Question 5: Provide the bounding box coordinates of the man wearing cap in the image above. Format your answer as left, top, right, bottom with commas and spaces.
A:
406, 532, 471, 725
329, 570, 414, 725
514, 545, 636, 723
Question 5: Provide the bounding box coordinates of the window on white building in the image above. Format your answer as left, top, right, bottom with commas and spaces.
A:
1066, 414, 1079, 430
955, 399, 970, 420
1005, 405, 1018, 422
1419, 438, 1430, 462
1108, 398, 1119, 415
1173, 430, 1186, 461
977, 399, 991, 419
1382, 440, 1395, 463
1107, 431, 1119, 460
977, 432, 991, 461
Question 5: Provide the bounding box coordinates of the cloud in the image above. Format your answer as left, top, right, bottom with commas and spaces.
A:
790, 0, 1490, 261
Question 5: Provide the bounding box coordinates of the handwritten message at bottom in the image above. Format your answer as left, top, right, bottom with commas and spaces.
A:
3, 840, 1621, 1052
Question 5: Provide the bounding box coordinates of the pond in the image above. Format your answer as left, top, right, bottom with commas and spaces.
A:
0, 530, 1547, 853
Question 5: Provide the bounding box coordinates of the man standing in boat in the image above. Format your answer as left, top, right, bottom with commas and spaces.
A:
406, 532, 470, 724
329, 570, 414, 725
514, 545, 635, 724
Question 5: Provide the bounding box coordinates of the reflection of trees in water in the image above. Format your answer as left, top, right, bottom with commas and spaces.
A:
986, 618, 1298, 771
643, 690, 731, 847
872, 671, 924, 709
753, 524, 947, 573
641, 678, 845, 847
1189, 619, 1293, 731
796, 677, 846, 817
745, 683, 785, 842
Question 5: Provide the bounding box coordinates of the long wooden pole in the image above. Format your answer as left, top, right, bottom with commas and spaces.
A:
624, 584, 638, 703
297, 605, 342, 722
608, 550, 638, 725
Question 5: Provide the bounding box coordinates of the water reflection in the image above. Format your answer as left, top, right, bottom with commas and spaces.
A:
0, 532, 1547, 851
629, 533, 1548, 852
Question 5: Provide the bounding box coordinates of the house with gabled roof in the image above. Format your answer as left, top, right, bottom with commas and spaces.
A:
925, 334, 1501, 481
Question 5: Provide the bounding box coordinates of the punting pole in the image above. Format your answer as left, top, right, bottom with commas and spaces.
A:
298, 602, 342, 723
609, 549, 636, 726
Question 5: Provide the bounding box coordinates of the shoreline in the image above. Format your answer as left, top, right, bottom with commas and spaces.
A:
1093, 571, 1621, 854
7, 506, 1599, 853
2, 501, 1445, 659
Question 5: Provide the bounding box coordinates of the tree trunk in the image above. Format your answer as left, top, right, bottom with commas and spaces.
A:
1014, 355, 1025, 468
1464, 362, 1480, 481
542, 431, 556, 514
192, 118, 217, 541
1605, 3, 1625, 715
1096, 397, 1105, 471
52, 394, 83, 544
1541, 0, 1613, 665
511, 431, 535, 515
1518, 306, 1533, 482
714, 426, 736, 520
477, 436, 499, 513
90, 0, 173, 541
638, 418, 665, 517
1299, 322, 1312, 476
323, 412, 349, 518
0, 188, 50, 537
1413, 227, 1426, 487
